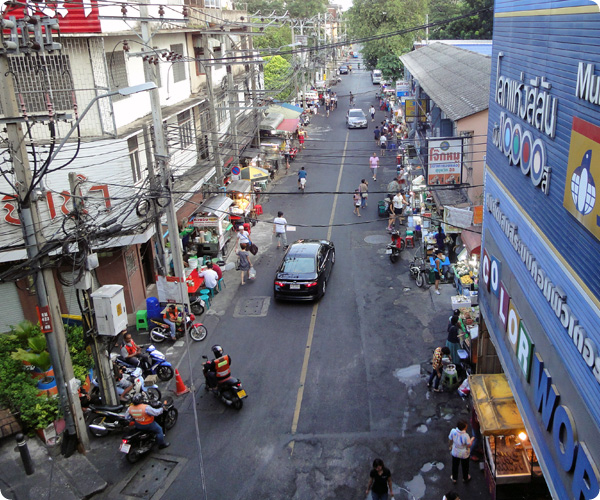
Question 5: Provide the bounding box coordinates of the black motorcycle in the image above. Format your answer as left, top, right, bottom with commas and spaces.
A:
88, 402, 134, 437
202, 356, 248, 410
119, 398, 178, 464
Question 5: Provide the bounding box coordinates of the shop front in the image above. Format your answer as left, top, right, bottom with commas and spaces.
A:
480, 2, 600, 499
225, 179, 255, 226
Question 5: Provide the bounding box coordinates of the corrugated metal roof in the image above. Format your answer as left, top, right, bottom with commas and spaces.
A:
400, 43, 491, 122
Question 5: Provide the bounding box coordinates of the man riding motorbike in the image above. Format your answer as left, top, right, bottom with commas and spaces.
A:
163, 304, 182, 340
203, 345, 232, 390
126, 394, 170, 449
120, 331, 150, 370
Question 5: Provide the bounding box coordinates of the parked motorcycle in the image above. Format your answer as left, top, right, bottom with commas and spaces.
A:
386, 230, 405, 263
88, 402, 133, 437
149, 314, 207, 344
91, 365, 162, 403
202, 356, 248, 410
120, 397, 178, 464
114, 345, 175, 382
189, 295, 205, 315
409, 255, 429, 288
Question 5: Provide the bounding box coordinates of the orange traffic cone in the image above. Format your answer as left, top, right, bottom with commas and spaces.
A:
175, 369, 190, 396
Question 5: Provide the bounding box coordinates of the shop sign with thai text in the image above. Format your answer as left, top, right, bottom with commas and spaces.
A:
427, 138, 463, 186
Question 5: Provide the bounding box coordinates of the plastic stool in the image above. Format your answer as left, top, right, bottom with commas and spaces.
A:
405, 229, 414, 236
441, 364, 459, 390
405, 235, 414, 248
199, 289, 212, 307
217, 278, 225, 291
136, 310, 148, 331
254, 204, 263, 216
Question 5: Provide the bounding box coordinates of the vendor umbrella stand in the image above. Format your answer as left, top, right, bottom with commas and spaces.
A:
241, 166, 270, 181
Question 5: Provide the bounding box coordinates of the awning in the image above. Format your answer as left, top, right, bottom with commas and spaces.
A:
268, 103, 303, 119
191, 195, 233, 219
241, 166, 269, 181
470, 374, 526, 436
277, 118, 299, 133
227, 179, 252, 193
461, 226, 482, 255
177, 190, 205, 222
260, 112, 284, 131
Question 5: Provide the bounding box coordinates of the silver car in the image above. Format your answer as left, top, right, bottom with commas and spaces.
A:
346, 108, 368, 129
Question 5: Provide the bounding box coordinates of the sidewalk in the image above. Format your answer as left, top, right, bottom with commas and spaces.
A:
0, 434, 107, 499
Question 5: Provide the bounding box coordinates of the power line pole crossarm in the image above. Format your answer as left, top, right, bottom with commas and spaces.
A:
0, 54, 89, 453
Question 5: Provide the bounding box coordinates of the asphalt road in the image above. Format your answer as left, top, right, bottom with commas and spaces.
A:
90, 59, 490, 500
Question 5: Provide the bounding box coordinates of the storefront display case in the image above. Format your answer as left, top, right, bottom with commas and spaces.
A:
453, 248, 479, 302
470, 374, 540, 500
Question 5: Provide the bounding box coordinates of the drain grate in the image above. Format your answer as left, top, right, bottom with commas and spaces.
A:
233, 296, 270, 317
120, 457, 178, 498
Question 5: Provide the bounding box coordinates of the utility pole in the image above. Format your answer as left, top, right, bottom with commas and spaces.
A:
0, 40, 89, 453
224, 31, 240, 168
139, 5, 189, 306
68, 173, 118, 407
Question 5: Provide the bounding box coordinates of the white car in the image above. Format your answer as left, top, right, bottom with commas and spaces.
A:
346, 109, 368, 129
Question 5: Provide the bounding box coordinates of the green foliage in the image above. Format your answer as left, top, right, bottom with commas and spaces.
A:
428, 0, 493, 40
347, 0, 427, 70
263, 55, 293, 101
377, 54, 404, 82
10, 323, 52, 372
253, 25, 293, 61
65, 325, 93, 383
246, 0, 326, 17
11, 349, 52, 372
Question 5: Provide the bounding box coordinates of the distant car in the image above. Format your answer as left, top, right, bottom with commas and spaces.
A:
353, 53, 359, 58
339, 65, 349, 74
346, 108, 368, 129
274, 240, 335, 301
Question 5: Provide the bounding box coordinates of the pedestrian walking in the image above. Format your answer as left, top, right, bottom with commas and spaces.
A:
236, 224, 251, 249
369, 105, 375, 121
325, 100, 331, 117
359, 179, 369, 209
379, 134, 387, 156
434, 249, 444, 294
369, 152, 379, 181
236, 243, 253, 285
273, 211, 288, 248
283, 139, 291, 169
446, 315, 462, 366
374, 126, 381, 145
298, 128, 306, 150
449, 420, 474, 484
353, 189, 361, 217
366, 458, 394, 500
427, 346, 451, 392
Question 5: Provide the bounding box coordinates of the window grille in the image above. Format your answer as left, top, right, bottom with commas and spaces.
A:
106, 51, 129, 101
128, 136, 142, 183
170, 44, 186, 83
177, 110, 194, 148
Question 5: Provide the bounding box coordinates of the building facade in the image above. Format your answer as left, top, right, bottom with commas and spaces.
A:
481, 1, 600, 498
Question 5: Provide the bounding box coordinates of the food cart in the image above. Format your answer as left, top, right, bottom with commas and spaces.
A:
226, 179, 254, 226
470, 374, 543, 500
188, 195, 234, 258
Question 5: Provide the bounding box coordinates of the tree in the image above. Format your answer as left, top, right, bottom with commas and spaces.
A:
263, 55, 294, 100
245, 0, 327, 17
253, 25, 293, 61
377, 54, 404, 82
428, 0, 493, 39
346, 0, 427, 70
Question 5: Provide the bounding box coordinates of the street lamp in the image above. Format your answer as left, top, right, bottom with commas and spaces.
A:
49, 82, 157, 164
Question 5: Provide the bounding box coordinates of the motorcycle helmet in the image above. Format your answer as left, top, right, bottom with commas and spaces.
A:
131, 394, 143, 405
212, 345, 224, 359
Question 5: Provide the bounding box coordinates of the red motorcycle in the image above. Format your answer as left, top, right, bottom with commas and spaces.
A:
386, 230, 405, 263
149, 314, 207, 343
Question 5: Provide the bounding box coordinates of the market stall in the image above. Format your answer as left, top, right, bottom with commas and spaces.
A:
188, 195, 234, 258
226, 179, 254, 226
453, 304, 480, 368
470, 374, 542, 500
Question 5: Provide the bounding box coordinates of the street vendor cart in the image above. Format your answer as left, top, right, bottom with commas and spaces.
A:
226, 179, 254, 226
188, 195, 234, 259
470, 374, 545, 500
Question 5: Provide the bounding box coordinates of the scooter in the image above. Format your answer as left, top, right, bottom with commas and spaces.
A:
93, 365, 162, 402
149, 314, 208, 344
202, 356, 248, 410
88, 402, 134, 437
386, 230, 405, 263
119, 397, 178, 464
114, 345, 175, 382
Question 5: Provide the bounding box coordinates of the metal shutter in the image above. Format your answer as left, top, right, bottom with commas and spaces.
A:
0, 283, 25, 333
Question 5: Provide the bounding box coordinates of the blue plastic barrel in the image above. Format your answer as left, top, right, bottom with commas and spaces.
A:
146, 297, 161, 320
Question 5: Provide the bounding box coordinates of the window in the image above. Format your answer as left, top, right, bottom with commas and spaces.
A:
170, 44, 186, 83
128, 136, 142, 183
194, 46, 205, 76
217, 100, 227, 124
177, 110, 194, 148
205, 0, 221, 8
106, 51, 129, 101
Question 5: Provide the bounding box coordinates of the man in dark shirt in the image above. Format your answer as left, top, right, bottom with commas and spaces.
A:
374, 126, 381, 145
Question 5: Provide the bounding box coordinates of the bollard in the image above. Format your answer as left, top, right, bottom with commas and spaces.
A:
15, 433, 34, 475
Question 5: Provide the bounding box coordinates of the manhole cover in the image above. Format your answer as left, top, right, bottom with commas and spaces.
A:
120, 457, 178, 498
365, 234, 390, 244
233, 296, 270, 317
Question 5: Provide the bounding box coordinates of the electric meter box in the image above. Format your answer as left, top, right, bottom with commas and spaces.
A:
91, 285, 128, 336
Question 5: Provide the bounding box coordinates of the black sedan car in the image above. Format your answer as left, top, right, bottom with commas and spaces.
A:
339, 65, 349, 75
274, 240, 335, 301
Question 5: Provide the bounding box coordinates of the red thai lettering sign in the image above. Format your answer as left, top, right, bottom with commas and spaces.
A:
36, 305, 53, 333
2, 0, 101, 34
